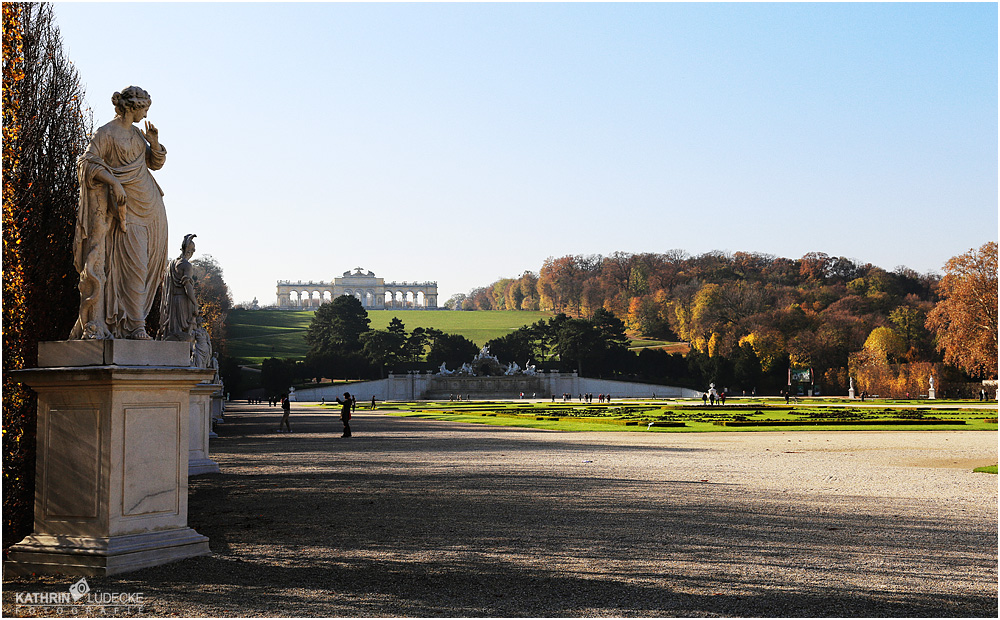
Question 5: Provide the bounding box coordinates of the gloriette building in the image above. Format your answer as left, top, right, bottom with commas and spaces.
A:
276, 267, 438, 309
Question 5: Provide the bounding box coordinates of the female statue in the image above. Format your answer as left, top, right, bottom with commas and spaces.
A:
70, 86, 168, 339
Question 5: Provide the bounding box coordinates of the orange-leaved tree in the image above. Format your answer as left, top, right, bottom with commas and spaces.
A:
925, 242, 998, 379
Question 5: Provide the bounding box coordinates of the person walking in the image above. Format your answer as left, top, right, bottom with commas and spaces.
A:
336, 392, 353, 438
278, 394, 292, 433
371, 395, 377, 410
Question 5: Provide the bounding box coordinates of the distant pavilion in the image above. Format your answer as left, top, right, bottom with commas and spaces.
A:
276, 267, 438, 309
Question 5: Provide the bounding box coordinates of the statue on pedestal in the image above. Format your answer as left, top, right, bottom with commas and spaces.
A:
191, 317, 212, 369
70, 86, 169, 340
210, 352, 221, 384
158, 234, 198, 341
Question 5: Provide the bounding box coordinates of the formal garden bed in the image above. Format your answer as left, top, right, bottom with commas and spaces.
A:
332, 400, 999, 433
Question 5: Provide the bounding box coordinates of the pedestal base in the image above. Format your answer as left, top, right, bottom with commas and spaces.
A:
189, 458, 221, 476
7, 340, 214, 576
5, 528, 209, 576
190, 383, 221, 476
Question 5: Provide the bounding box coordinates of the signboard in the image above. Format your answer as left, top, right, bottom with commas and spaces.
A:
790, 369, 812, 383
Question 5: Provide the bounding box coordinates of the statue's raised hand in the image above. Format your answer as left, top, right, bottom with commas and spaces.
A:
141, 121, 160, 150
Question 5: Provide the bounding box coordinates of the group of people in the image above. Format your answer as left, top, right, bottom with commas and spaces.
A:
702, 392, 727, 405
277, 392, 355, 437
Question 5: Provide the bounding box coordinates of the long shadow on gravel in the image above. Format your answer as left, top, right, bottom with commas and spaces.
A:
3, 405, 996, 618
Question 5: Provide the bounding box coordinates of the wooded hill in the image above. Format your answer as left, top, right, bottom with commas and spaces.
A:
448, 248, 998, 396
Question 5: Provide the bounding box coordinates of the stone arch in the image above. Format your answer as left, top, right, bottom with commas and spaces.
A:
290, 290, 300, 306
416, 291, 425, 307
322, 290, 332, 302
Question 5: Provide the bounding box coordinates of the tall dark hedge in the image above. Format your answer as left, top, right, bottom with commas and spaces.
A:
2, 2, 90, 546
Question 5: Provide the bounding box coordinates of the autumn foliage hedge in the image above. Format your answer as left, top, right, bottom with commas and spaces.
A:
2, 3, 90, 546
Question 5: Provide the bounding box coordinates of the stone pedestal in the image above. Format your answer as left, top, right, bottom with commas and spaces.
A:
190, 383, 221, 476
928, 388, 936, 400
5, 341, 214, 576
209, 392, 225, 438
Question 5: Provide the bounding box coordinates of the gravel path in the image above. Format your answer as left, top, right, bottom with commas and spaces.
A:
4, 403, 997, 617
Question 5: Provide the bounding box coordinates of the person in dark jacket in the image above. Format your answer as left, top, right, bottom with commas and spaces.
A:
336, 392, 353, 437
278, 394, 292, 433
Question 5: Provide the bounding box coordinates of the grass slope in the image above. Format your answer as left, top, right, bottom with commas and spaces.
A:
226, 309, 553, 362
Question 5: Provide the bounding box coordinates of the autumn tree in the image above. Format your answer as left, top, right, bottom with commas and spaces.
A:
3, 2, 91, 544
926, 242, 998, 379
516, 271, 540, 310
491, 278, 514, 310
862, 326, 907, 364
537, 254, 601, 315
192, 254, 233, 354
888, 302, 932, 361
443, 293, 467, 310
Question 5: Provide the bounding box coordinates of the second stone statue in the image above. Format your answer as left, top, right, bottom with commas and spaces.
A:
158, 234, 199, 342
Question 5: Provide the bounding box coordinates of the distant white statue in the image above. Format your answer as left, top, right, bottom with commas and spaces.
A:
191, 317, 212, 368
524, 361, 537, 376
504, 361, 520, 375
459, 362, 474, 376
437, 362, 453, 376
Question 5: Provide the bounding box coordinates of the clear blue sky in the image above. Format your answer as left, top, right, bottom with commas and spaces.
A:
52, 1, 998, 306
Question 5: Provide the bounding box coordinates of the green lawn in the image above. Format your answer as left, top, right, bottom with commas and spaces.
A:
226, 309, 554, 362
365, 401, 999, 433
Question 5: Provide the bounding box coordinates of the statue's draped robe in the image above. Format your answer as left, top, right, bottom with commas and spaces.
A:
159, 256, 197, 340
72, 123, 167, 338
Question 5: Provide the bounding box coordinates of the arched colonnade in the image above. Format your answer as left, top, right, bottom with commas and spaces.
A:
276, 268, 437, 310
